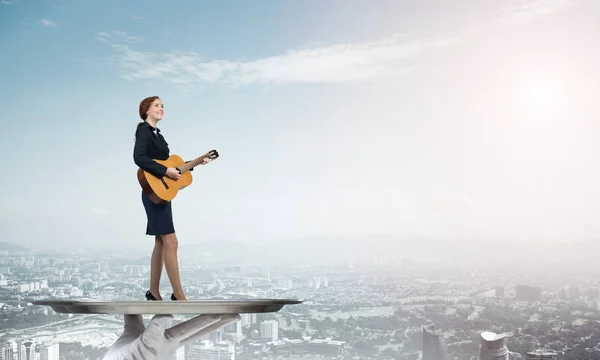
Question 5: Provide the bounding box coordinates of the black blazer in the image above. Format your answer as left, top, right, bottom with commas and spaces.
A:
133, 121, 195, 177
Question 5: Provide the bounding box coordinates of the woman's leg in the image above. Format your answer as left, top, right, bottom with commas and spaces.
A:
162, 232, 186, 300
149, 235, 164, 300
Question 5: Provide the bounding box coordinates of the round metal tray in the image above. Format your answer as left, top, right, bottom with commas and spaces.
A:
31, 298, 304, 315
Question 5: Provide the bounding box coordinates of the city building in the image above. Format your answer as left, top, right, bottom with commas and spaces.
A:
260, 320, 279, 343
0, 340, 17, 360
479, 331, 511, 360
184, 340, 234, 360
422, 325, 448, 360
39, 343, 60, 360
515, 285, 542, 302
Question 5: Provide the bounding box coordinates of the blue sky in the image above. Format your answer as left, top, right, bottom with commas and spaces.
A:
1, 0, 600, 251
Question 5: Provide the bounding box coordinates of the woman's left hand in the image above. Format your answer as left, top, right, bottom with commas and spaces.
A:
200, 158, 212, 165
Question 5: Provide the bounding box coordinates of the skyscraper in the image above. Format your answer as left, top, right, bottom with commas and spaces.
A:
260, 320, 279, 342
479, 332, 510, 360
422, 326, 448, 360
19, 340, 35, 360
185, 340, 234, 360
39, 343, 60, 360
0, 340, 17, 360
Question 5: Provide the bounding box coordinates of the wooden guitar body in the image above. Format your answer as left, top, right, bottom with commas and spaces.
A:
137, 150, 219, 205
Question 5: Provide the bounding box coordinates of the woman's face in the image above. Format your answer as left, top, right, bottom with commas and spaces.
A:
146, 98, 164, 121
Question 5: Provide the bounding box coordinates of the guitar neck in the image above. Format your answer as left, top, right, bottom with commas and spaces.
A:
178, 154, 210, 173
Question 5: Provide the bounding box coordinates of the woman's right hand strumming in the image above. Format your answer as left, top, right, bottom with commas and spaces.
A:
165, 167, 181, 180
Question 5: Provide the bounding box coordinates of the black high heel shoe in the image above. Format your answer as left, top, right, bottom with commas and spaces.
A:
171, 293, 177, 301
145, 290, 159, 301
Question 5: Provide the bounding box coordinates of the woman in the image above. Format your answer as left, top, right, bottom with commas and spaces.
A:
133, 96, 210, 301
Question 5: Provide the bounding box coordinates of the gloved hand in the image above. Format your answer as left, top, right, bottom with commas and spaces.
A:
101, 313, 240, 360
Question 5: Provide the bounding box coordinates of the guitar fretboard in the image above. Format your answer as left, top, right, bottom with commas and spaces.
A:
178, 152, 215, 172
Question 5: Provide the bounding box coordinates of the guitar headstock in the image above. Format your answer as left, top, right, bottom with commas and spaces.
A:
206, 149, 219, 160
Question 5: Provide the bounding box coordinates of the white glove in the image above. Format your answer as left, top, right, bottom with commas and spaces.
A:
101, 313, 240, 360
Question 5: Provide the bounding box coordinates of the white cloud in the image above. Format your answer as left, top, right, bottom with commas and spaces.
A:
476, 0, 579, 27
41, 19, 57, 27
1, 0, 13, 6
503, 0, 579, 18
461, 0, 580, 36
97, 0, 580, 88
96, 31, 144, 44
97, 31, 458, 87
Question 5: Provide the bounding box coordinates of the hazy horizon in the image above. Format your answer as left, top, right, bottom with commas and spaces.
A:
2, 0, 600, 251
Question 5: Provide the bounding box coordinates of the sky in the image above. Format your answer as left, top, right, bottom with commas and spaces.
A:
1, 0, 600, 251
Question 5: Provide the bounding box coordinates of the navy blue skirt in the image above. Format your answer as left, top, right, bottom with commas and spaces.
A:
141, 190, 175, 236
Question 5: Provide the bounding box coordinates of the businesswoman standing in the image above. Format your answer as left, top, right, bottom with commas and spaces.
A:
133, 96, 210, 301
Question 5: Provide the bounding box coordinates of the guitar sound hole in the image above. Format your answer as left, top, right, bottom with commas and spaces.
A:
160, 178, 169, 190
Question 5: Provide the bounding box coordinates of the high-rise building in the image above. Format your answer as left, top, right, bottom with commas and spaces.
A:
223, 320, 243, 341
185, 340, 234, 360
39, 343, 60, 360
515, 285, 542, 302
260, 320, 279, 342
0, 340, 17, 360
586, 287, 600, 301
39, 344, 59, 360
479, 332, 510, 360
19, 340, 35, 360
422, 326, 448, 360
561, 286, 580, 300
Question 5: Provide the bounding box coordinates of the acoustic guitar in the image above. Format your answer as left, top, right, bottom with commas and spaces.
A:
137, 150, 219, 205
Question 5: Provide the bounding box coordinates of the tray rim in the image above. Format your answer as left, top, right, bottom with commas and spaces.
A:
31, 298, 304, 315
32, 298, 304, 305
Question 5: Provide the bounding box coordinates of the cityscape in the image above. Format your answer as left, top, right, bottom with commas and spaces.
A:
3, 0, 600, 359
1, 238, 599, 360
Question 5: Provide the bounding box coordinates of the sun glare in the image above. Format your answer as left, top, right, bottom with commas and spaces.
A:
526, 83, 560, 111
514, 78, 566, 116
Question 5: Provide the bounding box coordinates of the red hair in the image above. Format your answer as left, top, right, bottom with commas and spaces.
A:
137, 96, 160, 127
